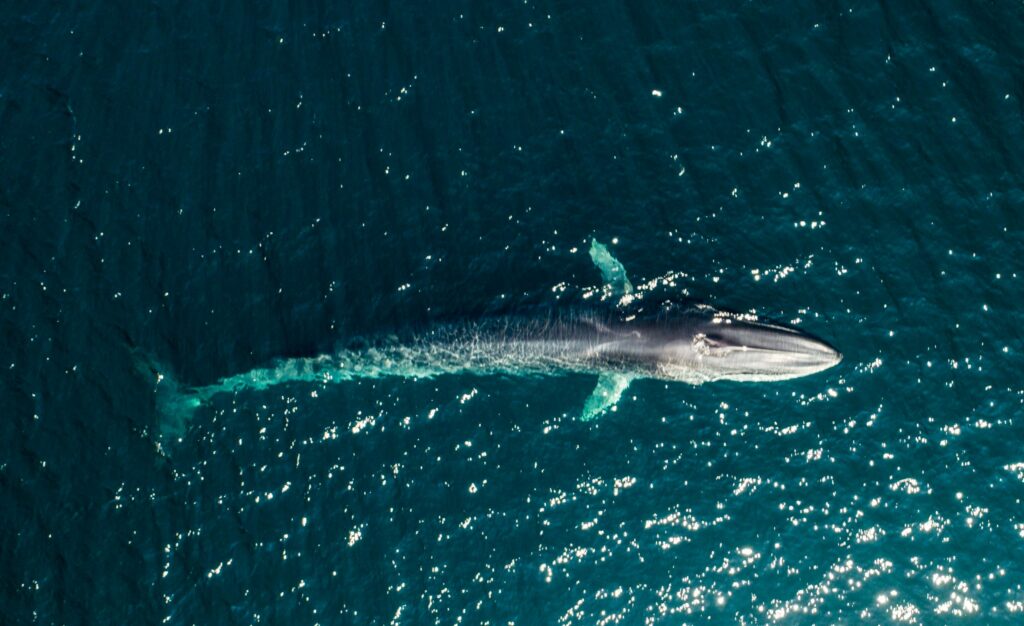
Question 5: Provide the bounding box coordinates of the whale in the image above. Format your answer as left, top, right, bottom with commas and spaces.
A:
144, 240, 841, 441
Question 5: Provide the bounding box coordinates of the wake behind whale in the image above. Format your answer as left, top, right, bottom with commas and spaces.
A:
143, 240, 841, 444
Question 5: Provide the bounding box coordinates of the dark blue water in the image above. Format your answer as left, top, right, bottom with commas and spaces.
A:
4, 1, 1024, 623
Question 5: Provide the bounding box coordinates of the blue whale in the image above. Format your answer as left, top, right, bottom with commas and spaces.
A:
145, 240, 840, 440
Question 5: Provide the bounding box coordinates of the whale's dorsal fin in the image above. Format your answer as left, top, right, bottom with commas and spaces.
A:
589, 239, 634, 298
581, 373, 633, 421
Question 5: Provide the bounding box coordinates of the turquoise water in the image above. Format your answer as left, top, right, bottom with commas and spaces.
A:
4, 1, 1024, 623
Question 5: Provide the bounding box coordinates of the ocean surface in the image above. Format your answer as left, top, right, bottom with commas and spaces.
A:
4, 1, 1024, 624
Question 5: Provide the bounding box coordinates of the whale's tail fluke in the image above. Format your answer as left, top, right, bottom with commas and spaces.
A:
131, 350, 204, 451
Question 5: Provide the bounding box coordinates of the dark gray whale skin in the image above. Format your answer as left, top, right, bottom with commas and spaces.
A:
394, 302, 842, 384
161, 301, 842, 401
145, 238, 842, 438
147, 302, 841, 437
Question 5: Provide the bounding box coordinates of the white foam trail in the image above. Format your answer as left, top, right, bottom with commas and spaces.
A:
151, 315, 605, 441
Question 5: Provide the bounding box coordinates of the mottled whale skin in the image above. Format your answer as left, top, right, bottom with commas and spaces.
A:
366, 304, 842, 385
145, 240, 841, 440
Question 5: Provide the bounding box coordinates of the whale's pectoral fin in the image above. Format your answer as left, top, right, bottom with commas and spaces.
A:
589, 239, 634, 299
581, 373, 633, 421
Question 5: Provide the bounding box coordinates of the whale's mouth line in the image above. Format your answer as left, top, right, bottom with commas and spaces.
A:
696, 334, 838, 358
725, 344, 839, 357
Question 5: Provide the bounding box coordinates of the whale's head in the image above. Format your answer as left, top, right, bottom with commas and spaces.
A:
658, 312, 841, 383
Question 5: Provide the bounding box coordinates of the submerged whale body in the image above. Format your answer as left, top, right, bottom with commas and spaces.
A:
146, 240, 841, 440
